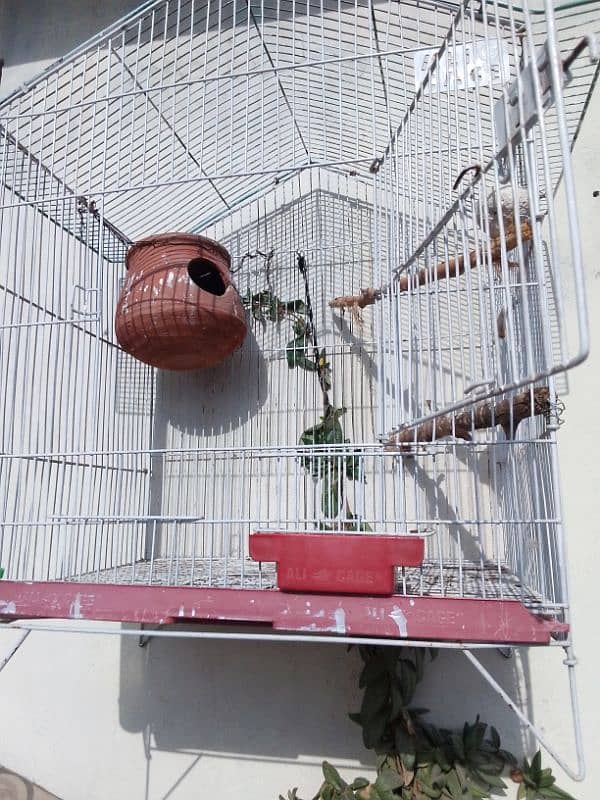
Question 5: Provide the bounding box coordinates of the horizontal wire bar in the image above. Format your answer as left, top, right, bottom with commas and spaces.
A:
3, 620, 561, 648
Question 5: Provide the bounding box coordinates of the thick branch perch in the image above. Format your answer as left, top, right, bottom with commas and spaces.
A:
385, 386, 550, 451
329, 221, 533, 310
397, 221, 532, 292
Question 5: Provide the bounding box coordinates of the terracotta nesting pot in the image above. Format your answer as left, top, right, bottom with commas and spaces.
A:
115, 233, 247, 370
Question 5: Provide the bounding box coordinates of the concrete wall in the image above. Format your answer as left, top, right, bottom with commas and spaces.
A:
0, 3, 599, 799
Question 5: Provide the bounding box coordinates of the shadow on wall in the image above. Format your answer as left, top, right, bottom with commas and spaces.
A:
154, 328, 268, 439
0, 0, 142, 68
118, 629, 370, 760
117, 631, 536, 770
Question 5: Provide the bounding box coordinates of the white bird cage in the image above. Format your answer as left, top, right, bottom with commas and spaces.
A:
0, 0, 597, 777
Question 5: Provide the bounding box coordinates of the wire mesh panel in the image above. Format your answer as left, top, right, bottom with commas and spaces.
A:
0, 0, 595, 642
372, 0, 593, 439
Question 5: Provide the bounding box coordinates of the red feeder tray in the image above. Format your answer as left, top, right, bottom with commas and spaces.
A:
249, 532, 425, 595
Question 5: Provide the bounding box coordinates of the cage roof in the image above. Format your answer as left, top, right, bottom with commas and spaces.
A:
0, 0, 597, 243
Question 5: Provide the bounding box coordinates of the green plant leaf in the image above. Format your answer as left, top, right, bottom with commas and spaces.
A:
397, 660, 417, 706
390, 681, 406, 720
300, 411, 345, 480
293, 317, 308, 337
285, 299, 307, 314
394, 723, 413, 756
370, 784, 397, 800
322, 762, 347, 791
321, 784, 335, 800
468, 786, 491, 800
300, 408, 346, 448
429, 764, 445, 788
361, 679, 390, 720
0, 566, 4, 579
287, 334, 318, 371
317, 348, 333, 391
376, 769, 404, 791
499, 749, 518, 768
361, 707, 389, 751
359, 654, 389, 689
453, 764, 467, 787
413, 648, 425, 682
489, 727, 501, 750
345, 454, 361, 481
473, 771, 507, 790
431, 747, 451, 774
444, 770, 464, 800
538, 775, 555, 790
400, 750, 417, 772
531, 752, 542, 782
350, 778, 371, 791
243, 290, 287, 323
416, 779, 442, 799
538, 787, 577, 800
321, 467, 342, 518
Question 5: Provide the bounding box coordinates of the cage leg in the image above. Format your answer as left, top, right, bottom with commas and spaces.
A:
0, 628, 31, 673
463, 647, 585, 781
138, 623, 162, 648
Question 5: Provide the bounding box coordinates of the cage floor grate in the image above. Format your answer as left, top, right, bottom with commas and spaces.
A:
75, 558, 543, 603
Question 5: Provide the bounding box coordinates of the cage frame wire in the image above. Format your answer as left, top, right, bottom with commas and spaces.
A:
0, 0, 595, 778
0, 0, 590, 627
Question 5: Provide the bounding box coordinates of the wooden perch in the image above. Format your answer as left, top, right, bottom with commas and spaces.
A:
396, 221, 532, 293
385, 386, 550, 452
329, 221, 533, 310
497, 307, 507, 339
329, 287, 381, 310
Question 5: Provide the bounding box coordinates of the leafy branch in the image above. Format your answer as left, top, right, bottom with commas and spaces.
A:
294, 252, 368, 529
299, 405, 368, 528
280, 647, 576, 800
512, 754, 576, 800
242, 251, 369, 529
242, 289, 306, 325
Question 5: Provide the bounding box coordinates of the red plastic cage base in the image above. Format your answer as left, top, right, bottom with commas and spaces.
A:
0, 581, 567, 644
249, 532, 425, 595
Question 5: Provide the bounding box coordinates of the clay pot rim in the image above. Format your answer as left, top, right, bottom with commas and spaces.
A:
126, 232, 231, 270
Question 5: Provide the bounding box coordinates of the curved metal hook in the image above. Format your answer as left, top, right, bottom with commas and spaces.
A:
452, 163, 482, 192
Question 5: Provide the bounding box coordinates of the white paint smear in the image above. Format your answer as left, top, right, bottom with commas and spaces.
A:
333, 608, 346, 634
388, 606, 408, 637
69, 594, 83, 619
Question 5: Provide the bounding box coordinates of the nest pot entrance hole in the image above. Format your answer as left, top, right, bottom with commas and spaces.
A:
187, 258, 226, 296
